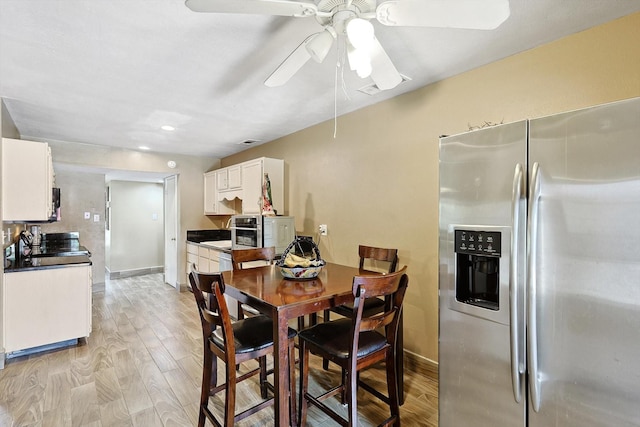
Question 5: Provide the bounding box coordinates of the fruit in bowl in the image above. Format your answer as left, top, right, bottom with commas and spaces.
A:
278, 253, 325, 279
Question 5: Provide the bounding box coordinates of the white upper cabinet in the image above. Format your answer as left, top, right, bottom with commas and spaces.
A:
241, 157, 284, 215
204, 171, 217, 215
203, 157, 284, 216
216, 165, 242, 192
241, 160, 263, 215
2, 138, 54, 221
227, 165, 242, 189
215, 168, 228, 191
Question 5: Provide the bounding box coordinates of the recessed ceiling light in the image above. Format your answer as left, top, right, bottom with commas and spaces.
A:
161, 125, 175, 131
238, 139, 261, 145
139, 146, 151, 150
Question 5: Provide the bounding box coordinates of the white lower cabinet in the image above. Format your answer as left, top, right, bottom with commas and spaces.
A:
3, 265, 92, 353
186, 243, 236, 318
187, 242, 198, 286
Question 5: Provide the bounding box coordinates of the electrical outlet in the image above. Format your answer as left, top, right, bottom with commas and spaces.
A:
319, 224, 327, 236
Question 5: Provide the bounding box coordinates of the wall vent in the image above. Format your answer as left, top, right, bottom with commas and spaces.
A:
357, 74, 412, 96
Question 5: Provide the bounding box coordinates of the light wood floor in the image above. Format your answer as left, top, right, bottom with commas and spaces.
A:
0, 273, 438, 426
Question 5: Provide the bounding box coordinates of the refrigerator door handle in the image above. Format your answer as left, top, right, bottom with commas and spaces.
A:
510, 163, 525, 403
527, 162, 542, 412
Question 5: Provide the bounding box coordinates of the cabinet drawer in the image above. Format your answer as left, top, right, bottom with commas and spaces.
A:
208, 249, 221, 262
198, 256, 211, 272
187, 243, 198, 255
187, 253, 198, 270
198, 246, 210, 258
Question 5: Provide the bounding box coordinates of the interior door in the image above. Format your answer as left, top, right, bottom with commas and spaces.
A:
164, 175, 179, 289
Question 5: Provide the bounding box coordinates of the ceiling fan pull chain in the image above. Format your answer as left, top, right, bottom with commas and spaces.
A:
339, 38, 351, 101
334, 59, 339, 139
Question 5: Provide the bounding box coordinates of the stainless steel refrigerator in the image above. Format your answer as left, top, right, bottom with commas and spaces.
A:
438, 97, 640, 427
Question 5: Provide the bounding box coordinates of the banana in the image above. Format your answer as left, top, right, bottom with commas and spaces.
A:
284, 253, 311, 267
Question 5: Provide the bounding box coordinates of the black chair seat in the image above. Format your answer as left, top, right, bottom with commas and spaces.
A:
297, 318, 387, 360
213, 314, 297, 354
331, 297, 386, 318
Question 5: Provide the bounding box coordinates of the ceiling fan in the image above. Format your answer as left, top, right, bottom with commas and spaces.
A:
185, 0, 510, 91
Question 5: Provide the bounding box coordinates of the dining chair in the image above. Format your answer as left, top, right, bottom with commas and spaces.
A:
322, 245, 403, 405
231, 247, 276, 320
298, 266, 408, 427
188, 268, 297, 427
324, 245, 398, 324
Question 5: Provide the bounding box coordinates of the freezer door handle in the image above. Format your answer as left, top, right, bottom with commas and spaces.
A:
527, 162, 542, 412
510, 163, 525, 403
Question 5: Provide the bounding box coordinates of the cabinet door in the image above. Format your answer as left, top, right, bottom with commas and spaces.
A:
228, 165, 242, 189
4, 266, 91, 352
1, 138, 52, 221
187, 252, 198, 270
207, 248, 221, 272
216, 169, 228, 191
242, 160, 263, 214
204, 172, 217, 214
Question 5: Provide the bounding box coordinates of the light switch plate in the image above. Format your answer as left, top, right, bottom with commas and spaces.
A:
93, 214, 100, 222
84, 212, 90, 219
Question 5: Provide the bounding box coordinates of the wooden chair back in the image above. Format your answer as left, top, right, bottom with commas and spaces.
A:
297, 266, 409, 426
350, 266, 408, 350
231, 247, 276, 270
358, 245, 399, 273
188, 264, 297, 426
188, 268, 236, 360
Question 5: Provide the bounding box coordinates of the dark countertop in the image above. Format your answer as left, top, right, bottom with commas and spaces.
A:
5, 255, 92, 273
186, 229, 231, 243
30, 244, 91, 258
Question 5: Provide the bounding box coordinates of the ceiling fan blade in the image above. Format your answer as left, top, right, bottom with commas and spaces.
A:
185, 0, 318, 17
376, 0, 510, 30
264, 33, 318, 87
369, 37, 403, 91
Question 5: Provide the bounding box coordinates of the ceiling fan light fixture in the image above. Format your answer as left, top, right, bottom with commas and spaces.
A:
346, 18, 374, 50
347, 42, 372, 78
306, 27, 336, 63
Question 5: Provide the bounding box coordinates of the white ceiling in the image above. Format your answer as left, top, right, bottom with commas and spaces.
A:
1, 0, 639, 159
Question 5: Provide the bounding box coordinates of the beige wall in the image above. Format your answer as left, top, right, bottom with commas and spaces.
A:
1, 100, 19, 140
38, 170, 107, 284
223, 13, 640, 363
106, 181, 163, 274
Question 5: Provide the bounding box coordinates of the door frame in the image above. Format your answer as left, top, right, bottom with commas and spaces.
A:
164, 175, 179, 289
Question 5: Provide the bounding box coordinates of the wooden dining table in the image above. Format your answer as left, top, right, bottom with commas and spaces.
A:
222, 262, 404, 427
